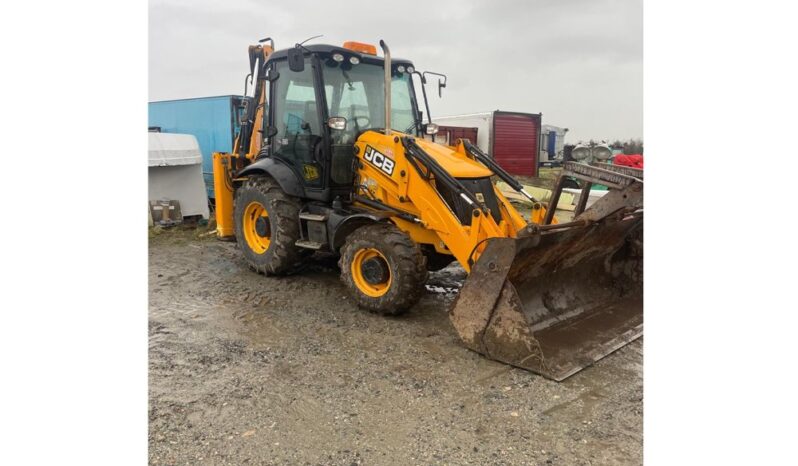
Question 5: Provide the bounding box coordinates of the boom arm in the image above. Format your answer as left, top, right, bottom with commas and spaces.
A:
234, 42, 274, 160
213, 40, 273, 239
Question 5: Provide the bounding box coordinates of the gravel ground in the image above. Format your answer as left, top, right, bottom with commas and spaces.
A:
149, 228, 642, 465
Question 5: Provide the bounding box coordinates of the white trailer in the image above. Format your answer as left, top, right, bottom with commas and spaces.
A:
434, 112, 494, 152
148, 132, 210, 220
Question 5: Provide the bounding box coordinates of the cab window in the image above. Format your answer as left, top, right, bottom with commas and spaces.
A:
270, 60, 324, 187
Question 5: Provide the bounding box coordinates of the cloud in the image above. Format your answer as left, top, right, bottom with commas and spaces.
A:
149, 0, 642, 141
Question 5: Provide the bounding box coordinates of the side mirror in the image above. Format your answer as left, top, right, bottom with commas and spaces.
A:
327, 117, 347, 130
265, 68, 280, 81
287, 48, 304, 72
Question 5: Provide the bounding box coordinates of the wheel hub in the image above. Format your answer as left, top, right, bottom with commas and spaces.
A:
255, 217, 270, 237
242, 201, 271, 254
361, 257, 389, 285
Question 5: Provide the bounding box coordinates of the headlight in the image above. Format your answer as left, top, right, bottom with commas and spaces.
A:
593, 145, 612, 161
397, 65, 405, 73
349, 56, 360, 65
425, 123, 439, 135
572, 146, 590, 161
332, 53, 344, 62
407, 66, 415, 73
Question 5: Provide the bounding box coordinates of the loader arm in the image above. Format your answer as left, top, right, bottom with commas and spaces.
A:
351, 131, 530, 272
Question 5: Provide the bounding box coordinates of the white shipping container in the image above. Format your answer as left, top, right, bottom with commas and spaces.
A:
435, 112, 494, 154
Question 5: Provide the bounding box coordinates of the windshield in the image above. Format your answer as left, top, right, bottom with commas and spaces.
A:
323, 60, 417, 142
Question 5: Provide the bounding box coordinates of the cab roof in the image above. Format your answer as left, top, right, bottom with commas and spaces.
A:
267, 43, 413, 67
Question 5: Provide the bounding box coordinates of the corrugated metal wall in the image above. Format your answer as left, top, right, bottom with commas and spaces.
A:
148, 96, 242, 198
492, 112, 540, 177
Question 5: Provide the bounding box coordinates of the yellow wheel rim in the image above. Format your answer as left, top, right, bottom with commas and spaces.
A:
351, 248, 392, 298
242, 201, 271, 254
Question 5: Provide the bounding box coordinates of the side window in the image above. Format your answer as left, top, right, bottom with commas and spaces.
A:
391, 74, 415, 133
271, 61, 324, 187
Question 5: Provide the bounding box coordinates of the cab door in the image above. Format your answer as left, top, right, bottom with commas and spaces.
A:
268, 58, 327, 191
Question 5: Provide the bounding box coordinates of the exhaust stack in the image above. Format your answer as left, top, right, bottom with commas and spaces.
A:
379, 39, 391, 136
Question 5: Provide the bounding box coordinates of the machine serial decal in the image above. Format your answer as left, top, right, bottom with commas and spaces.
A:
302, 164, 320, 181
363, 145, 395, 176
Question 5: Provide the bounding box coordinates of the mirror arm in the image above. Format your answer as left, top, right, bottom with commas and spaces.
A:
423, 71, 448, 98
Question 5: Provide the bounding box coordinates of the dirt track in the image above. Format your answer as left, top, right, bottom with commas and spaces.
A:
149, 228, 642, 465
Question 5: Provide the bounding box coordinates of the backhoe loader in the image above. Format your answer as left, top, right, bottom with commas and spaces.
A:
213, 38, 643, 381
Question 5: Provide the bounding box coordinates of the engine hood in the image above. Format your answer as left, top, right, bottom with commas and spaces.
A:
355, 130, 494, 179
410, 136, 493, 179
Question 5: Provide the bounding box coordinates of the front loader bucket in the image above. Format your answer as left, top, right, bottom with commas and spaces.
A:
450, 217, 642, 381
450, 162, 643, 381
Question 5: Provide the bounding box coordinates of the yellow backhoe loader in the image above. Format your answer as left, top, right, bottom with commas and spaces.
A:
213, 38, 643, 381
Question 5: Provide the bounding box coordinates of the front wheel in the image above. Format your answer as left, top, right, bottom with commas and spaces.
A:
234, 176, 301, 275
339, 223, 428, 315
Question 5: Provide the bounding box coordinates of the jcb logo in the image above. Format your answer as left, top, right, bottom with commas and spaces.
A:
364, 145, 395, 176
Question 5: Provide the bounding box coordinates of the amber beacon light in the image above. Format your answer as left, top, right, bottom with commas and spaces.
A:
342, 41, 377, 55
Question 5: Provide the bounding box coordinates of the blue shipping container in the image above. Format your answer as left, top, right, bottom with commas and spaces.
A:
148, 95, 244, 198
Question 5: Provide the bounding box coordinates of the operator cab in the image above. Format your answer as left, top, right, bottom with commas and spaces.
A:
262, 43, 424, 202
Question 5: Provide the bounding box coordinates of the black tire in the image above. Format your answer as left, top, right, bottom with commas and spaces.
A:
339, 222, 428, 315
234, 176, 301, 275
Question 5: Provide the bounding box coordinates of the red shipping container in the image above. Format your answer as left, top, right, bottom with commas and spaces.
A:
492, 112, 541, 177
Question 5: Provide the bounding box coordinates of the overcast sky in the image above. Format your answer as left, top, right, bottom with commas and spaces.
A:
149, 0, 642, 142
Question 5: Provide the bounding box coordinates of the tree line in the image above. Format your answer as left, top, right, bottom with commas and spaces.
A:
607, 139, 644, 154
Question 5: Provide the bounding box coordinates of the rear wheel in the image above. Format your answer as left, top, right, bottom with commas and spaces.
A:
234, 176, 301, 275
339, 223, 428, 315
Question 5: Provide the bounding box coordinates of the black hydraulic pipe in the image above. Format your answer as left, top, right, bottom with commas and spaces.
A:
401, 138, 488, 213
352, 195, 421, 224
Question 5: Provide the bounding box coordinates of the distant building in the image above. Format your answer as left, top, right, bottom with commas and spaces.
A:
540, 125, 569, 167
